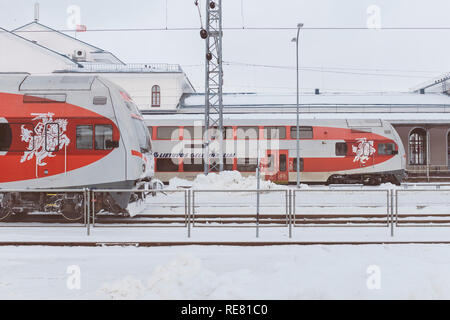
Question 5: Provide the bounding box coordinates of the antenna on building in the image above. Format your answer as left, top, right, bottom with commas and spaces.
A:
199, 0, 224, 175
34, 2, 40, 22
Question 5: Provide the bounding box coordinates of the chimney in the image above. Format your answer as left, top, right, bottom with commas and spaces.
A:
419, 88, 425, 94
34, 3, 39, 22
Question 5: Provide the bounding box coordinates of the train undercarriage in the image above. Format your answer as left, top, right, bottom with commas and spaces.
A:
0, 179, 165, 222
326, 174, 402, 186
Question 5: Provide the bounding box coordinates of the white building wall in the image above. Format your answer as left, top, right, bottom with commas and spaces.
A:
99, 73, 185, 110
0, 31, 75, 73
63, 72, 187, 110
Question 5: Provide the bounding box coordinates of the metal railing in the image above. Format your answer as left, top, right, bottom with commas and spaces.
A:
5, 186, 450, 239
395, 189, 450, 227
64, 63, 182, 73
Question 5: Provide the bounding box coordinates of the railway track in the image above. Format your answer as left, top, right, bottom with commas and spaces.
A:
2, 213, 450, 226
2, 240, 450, 247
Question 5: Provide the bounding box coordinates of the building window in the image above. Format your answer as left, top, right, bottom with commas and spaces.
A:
76, 125, 93, 150
151, 85, 161, 107
409, 128, 427, 165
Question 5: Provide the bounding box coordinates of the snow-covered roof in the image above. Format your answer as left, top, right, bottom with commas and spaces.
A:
136, 91, 450, 123
13, 21, 125, 65
182, 92, 450, 108
0, 27, 80, 71
144, 112, 450, 124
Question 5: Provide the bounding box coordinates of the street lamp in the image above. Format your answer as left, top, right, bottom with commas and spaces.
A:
291, 23, 303, 188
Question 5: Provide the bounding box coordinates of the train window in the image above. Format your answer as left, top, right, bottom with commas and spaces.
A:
236, 127, 259, 139
335, 142, 347, 156
224, 127, 233, 139
152, 85, 161, 107
292, 158, 304, 172
0, 123, 12, 151
379, 143, 396, 155
157, 126, 179, 140
76, 125, 93, 149
183, 158, 204, 172
290, 126, 313, 139
279, 154, 287, 171
209, 157, 234, 171
237, 158, 258, 172
184, 126, 205, 140
156, 158, 179, 172
95, 125, 113, 150
264, 127, 286, 139
205, 126, 233, 140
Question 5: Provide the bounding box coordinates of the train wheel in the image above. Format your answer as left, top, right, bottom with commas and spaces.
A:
61, 201, 83, 221
0, 194, 12, 221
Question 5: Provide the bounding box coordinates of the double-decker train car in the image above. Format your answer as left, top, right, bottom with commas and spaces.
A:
0, 74, 154, 220
145, 114, 406, 185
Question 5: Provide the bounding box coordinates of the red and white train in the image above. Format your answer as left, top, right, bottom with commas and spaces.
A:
145, 114, 406, 185
0, 74, 154, 220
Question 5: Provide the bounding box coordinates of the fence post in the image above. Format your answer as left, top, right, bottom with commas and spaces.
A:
288, 190, 292, 238
293, 189, 296, 227
187, 190, 191, 238
86, 188, 90, 236
184, 189, 188, 227
395, 189, 398, 226
386, 189, 390, 227
390, 189, 394, 237
192, 190, 195, 227
256, 189, 260, 238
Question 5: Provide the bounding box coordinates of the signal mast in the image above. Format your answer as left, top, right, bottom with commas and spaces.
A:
196, 0, 224, 174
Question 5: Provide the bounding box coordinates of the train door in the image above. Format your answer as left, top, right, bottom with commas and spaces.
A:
264, 150, 289, 184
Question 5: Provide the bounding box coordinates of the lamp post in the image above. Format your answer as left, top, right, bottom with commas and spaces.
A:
292, 23, 303, 188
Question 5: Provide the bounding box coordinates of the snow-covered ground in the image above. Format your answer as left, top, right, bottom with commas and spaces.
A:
2, 171, 450, 300
133, 171, 450, 217
2, 244, 450, 299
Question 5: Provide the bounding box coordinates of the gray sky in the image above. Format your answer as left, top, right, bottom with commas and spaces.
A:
1, 0, 450, 93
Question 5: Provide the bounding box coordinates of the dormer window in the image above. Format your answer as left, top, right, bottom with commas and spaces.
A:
152, 85, 161, 107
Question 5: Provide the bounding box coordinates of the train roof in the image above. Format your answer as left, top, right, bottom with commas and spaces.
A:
179, 92, 450, 110
143, 112, 450, 124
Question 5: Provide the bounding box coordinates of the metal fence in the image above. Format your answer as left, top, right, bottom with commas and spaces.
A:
4, 186, 450, 238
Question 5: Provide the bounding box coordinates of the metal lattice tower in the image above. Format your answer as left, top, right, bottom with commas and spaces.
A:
203, 0, 224, 174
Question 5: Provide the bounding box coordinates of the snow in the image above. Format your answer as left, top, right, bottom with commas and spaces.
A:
3, 244, 450, 299
167, 170, 283, 190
